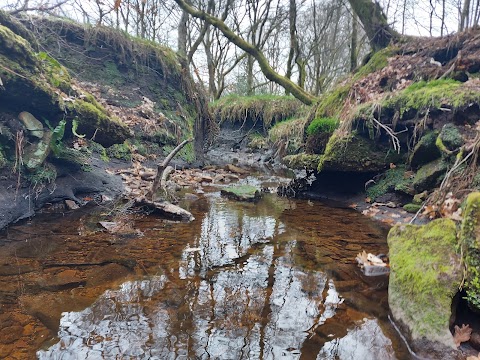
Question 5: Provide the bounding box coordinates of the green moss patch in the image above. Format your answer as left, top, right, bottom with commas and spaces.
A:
306, 117, 339, 136
388, 219, 461, 344
460, 192, 480, 311
220, 185, 261, 202
366, 165, 413, 200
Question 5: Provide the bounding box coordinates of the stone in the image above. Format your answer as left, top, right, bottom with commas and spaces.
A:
65, 199, 79, 210
18, 111, 44, 139
409, 131, 440, 169
388, 219, 462, 358
220, 185, 261, 202
23, 130, 52, 171
459, 192, 480, 312
412, 159, 448, 193
224, 164, 249, 175
282, 154, 321, 170
438, 124, 464, 152
403, 203, 422, 213
318, 134, 402, 173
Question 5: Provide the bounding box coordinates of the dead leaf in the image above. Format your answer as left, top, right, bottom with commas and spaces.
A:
356, 250, 369, 265
453, 324, 472, 347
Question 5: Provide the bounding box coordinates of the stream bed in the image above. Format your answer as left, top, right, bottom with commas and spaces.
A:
0, 174, 411, 359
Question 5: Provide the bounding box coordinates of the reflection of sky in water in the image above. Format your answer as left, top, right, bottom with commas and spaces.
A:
38, 197, 397, 359
317, 319, 395, 360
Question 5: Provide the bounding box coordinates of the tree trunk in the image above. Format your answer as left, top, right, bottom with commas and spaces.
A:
173, 0, 316, 105
347, 0, 398, 51
350, 11, 358, 71
460, 0, 471, 31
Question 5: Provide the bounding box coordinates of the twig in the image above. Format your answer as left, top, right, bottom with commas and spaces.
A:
146, 138, 192, 200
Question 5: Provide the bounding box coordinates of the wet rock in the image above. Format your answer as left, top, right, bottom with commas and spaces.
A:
0, 325, 23, 344
85, 263, 132, 287
412, 158, 448, 192
225, 164, 249, 175
221, 185, 261, 202
18, 111, 44, 139
409, 131, 440, 169
459, 192, 480, 312
388, 219, 463, 358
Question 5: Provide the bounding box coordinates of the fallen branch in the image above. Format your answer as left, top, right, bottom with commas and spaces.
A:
135, 197, 194, 222
146, 138, 192, 200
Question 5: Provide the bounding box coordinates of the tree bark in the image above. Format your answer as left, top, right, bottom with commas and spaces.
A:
347, 0, 398, 51
172, 0, 317, 105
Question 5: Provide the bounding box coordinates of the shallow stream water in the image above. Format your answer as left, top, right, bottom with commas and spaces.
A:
0, 175, 411, 359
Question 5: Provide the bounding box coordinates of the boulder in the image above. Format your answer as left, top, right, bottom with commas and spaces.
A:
459, 192, 480, 312
413, 158, 448, 192
437, 124, 464, 153
388, 219, 462, 359
318, 133, 402, 173
282, 153, 321, 170
409, 131, 441, 169
220, 185, 261, 202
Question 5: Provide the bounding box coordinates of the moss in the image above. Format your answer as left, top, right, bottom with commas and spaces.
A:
437, 124, 463, 153
366, 165, 412, 200
383, 79, 479, 118
211, 95, 304, 128
306, 117, 339, 136
103, 60, 124, 86
315, 84, 350, 118
412, 159, 448, 192
67, 99, 131, 147
318, 132, 402, 173
460, 192, 480, 311
409, 131, 441, 168
403, 203, 422, 213
37, 51, 72, 93
388, 219, 461, 343
107, 141, 132, 161
282, 153, 321, 170
220, 185, 261, 202
354, 47, 398, 80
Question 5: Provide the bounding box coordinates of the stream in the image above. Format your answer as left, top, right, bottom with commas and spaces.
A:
0, 173, 411, 359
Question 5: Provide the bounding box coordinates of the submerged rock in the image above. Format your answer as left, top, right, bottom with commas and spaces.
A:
221, 185, 261, 202
388, 219, 462, 359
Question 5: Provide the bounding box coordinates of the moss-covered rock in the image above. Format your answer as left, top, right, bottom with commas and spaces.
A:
460, 192, 480, 311
403, 203, 422, 213
67, 99, 132, 147
220, 185, 261, 202
388, 219, 462, 353
282, 154, 321, 170
437, 124, 464, 154
412, 158, 448, 192
366, 165, 413, 200
409, 131, 441, 169
318, 133, 401, 173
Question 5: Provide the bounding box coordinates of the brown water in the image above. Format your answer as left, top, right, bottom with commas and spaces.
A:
0, 176, 410, 359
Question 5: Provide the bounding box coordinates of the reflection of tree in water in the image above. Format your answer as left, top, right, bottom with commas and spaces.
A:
38, 196, 398, 359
